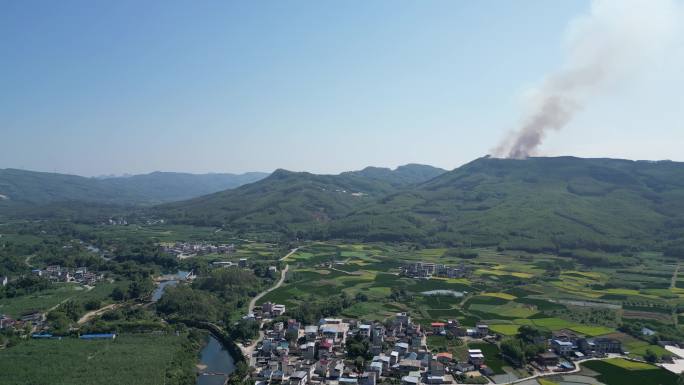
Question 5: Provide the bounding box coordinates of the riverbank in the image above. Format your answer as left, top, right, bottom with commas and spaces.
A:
171, 319, 247, 384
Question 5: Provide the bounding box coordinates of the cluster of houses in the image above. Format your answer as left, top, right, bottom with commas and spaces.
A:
0, 311, 44, 331
106, 217, 128, 226
161, 241, 236, 258
543, 330, 622, 363
261, 302, 287, 318
213, 258, 250, 268
400, 263, 470, 280
31, 266, 102, 285
250, 313, 504, 385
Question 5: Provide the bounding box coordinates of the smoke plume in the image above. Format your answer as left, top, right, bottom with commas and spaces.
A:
494, 0, 682, 159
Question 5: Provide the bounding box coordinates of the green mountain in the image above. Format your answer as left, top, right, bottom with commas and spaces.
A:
157, 164, 445, 230
0, 168, 268, 208
341, 164, 447, 187
98, 171, 269, 203
158, 157, 684, 254
331, 156, 684, 251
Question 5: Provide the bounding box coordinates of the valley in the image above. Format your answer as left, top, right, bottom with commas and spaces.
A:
1, 157, 684, 385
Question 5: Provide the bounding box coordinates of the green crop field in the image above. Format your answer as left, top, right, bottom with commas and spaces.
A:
581, 360, 678, 385
568, 325, 614, 336
0, 281, 125, 318
249, 241, 668, 362
603, 358, 658, 370
0, 334, 188, 385
469, 342, 506, 374
489, 324, 521, 336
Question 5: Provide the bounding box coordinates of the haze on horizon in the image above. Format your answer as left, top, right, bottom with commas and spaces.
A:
2, 0, 683, 177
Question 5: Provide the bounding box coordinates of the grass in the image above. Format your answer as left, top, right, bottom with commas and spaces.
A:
0, 334, 187, 385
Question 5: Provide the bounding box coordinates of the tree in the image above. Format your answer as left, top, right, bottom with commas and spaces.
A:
644, 349, 658, 363
111, 287, 127, 301
517, 325, 550, 344
84, 299, 101, 311
230, 319, 260, 341
500, 339, 525, 366
285, 330, 299, 344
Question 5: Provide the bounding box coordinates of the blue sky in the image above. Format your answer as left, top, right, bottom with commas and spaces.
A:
2, 0, 682, 176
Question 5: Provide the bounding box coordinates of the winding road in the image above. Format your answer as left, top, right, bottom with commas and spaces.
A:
239, 247, 299, 358
498, 354, 630, 385
246, 263, 290, 315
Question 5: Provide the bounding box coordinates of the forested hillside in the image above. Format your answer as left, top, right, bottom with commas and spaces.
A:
0, 168, 268, 208
158, 157, 684, 254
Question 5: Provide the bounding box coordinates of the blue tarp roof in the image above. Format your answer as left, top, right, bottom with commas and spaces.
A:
80, 333, 116, 339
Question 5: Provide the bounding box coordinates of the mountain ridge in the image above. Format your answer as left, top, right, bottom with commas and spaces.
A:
156, 156, 684, 254
0, 168, 270, 207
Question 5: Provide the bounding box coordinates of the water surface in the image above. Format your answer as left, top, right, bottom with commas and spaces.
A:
197, 335, 236, 385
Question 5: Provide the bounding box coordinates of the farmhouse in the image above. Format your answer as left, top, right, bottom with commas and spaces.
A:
551, 339, 574, 356
578, 337, 622, 356
536, 352, 560, 368
261, 302, 287, 317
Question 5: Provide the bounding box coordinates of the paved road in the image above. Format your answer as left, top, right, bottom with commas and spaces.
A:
246, 263, 290, 315
239, 247, 298, 358
498, 355, 625, 385
279, 247, 300, 261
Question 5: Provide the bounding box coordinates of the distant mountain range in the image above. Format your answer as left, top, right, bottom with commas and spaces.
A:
156, 157, 684, 254
4, 158, 684, 256
157, 164, 447, 229
0, 169, 269, 207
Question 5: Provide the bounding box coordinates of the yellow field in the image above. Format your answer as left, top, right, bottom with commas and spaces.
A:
475, 269, 533, 279
480, 292, 517, 300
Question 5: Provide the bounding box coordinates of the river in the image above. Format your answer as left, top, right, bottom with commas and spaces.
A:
151, 271, 191, 302
197, 335, 236, 385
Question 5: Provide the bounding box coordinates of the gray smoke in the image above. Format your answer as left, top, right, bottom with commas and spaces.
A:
494, 0, 682, 159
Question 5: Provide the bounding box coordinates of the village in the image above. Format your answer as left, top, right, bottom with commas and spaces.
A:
30, 265, 104, 285
400, 262, 471, 280
160, 241, 236, 258
246, 303, 628, 385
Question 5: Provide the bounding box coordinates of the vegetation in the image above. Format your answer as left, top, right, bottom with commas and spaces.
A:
582, 359, 678, 385
0, 168, 267, 207
0, 333, 198, 385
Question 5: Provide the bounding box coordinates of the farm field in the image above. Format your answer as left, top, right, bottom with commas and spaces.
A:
581, 359, 679, 385
0, 334, 188, 385
0, 281, 126, 318
260, 242, 681, 361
